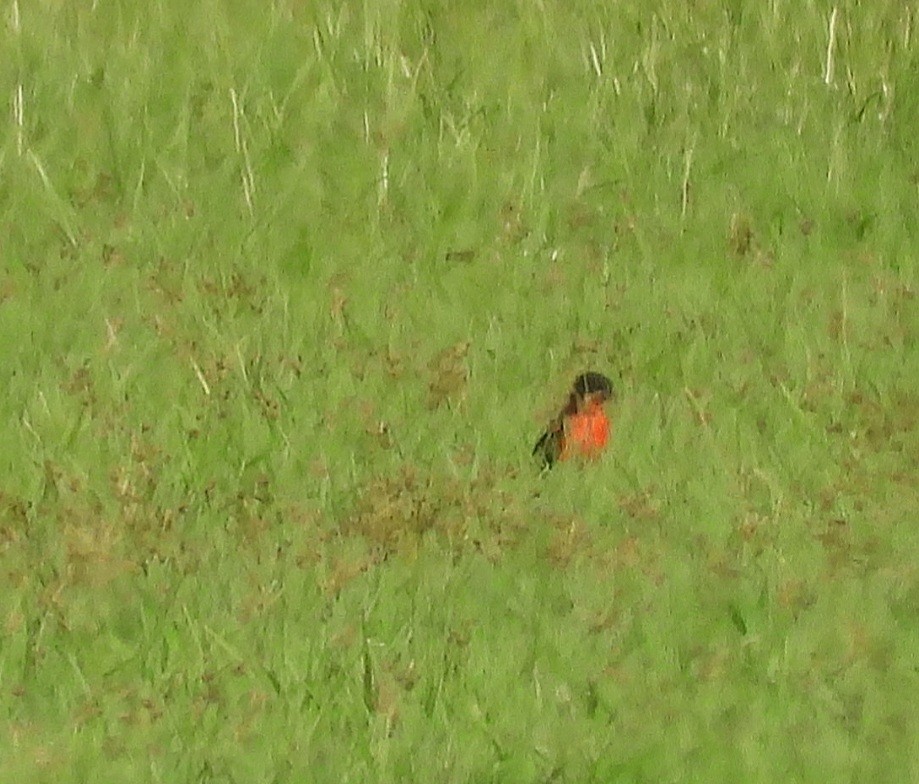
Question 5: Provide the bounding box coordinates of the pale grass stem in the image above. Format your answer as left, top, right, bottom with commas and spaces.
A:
28, 149, 77, 247
588, 40, 603, 79
21, 412, 40, 444
11, 0, 22, 155
104, 317, 120, 351
378, 150, 389, 207
824, 7, 839, 86
827, 122, 843, 185
681, 141, 695, 221
230, 87, 255, 216
840, 272, 852, 376
191, 359, 211, 396
66, 652, 91, 695
642, 16, 661, 95
235, 342, 249, 387
682, 386, 709, 428
204, 624, 246, 663
13, 83, 23, 156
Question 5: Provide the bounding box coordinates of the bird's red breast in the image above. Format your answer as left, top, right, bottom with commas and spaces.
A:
559, 402, 610, 461
533, 372, 614, 468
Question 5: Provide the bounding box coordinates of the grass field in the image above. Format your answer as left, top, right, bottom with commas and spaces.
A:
1, 1, 917, 781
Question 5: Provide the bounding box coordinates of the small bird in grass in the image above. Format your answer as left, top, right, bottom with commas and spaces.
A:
533, 371, 614, 468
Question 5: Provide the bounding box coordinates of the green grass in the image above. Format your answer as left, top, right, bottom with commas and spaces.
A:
1, 0, 917, 781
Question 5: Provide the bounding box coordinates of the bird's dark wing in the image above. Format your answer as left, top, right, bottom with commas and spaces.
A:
533, 419, 565, 468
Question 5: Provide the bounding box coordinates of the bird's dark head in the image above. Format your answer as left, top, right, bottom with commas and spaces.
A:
572, 371, 613, 402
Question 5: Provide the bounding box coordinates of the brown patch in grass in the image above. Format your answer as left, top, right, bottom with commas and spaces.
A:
355, 398, 395, 451
345, 466, 448, 552
0, 491, 29, 549
815, 517, 857, 574
728, 212, 774, 266
546, 516, 592, 568
683, 386, 712, 426
499, 200, 526, 245
321, 551, 381, 598
691, 644, 732, 682
370, 668, 402, 730
617, 489, 661, 522
426, 340, 470, 409
728, 212, 754, 258
591, 534, 663, 588
344, 463, 525, 559
0, 273, 17, 303
843, 621, 893, 670
613, 535, 642, 568
775, 579, 815, 616
63, 518, 137, 589
849, 389, 918, 454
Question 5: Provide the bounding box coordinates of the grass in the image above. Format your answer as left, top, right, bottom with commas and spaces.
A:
1, 0, 917, 781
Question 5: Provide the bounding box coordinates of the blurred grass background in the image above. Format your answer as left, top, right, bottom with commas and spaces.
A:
0, 0, 917, 781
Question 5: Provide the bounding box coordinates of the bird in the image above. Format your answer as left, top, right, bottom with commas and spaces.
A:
533, 371, 614, 468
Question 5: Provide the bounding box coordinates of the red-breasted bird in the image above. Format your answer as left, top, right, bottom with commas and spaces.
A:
533, 371, 614, 468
